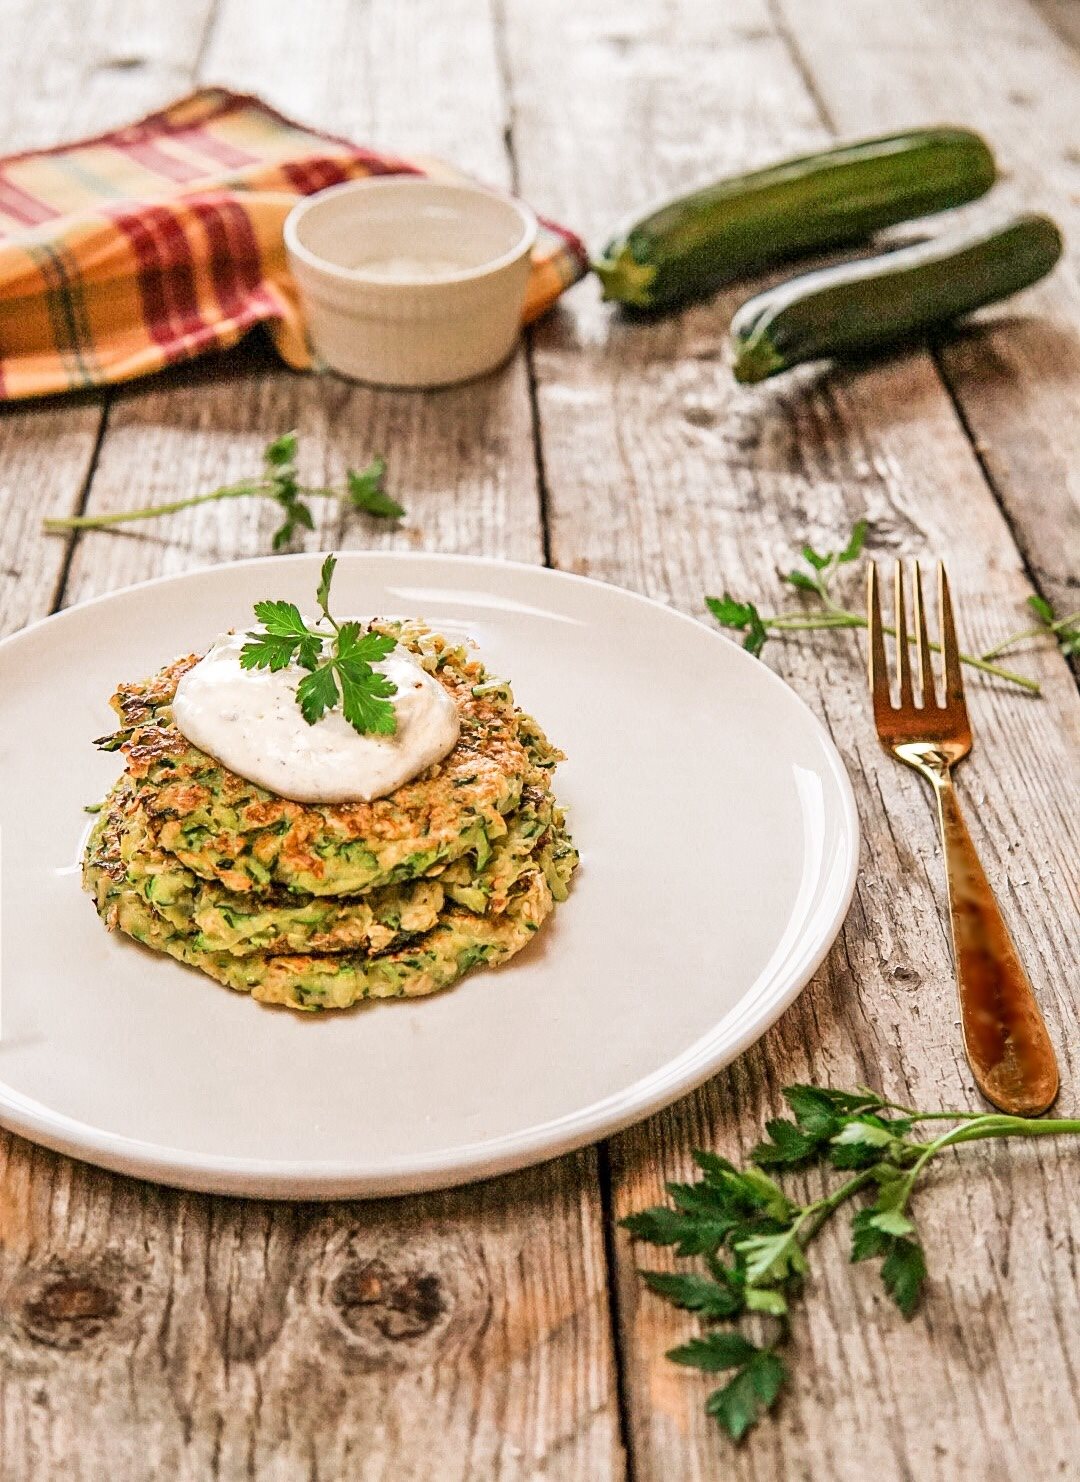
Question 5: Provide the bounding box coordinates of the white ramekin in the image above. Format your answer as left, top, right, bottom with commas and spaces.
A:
283, 178, 537, 389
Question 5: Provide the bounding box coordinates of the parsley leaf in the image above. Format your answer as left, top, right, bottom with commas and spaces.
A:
260, 431, 316, 551
252, 599, 309, 639
336, 622, 397, 669
783, 568, 820, 593
339, 665, 397, 735
699, 518, 1047, 695
296, 664, 340, 725
787, 1083, 883, 1130
801, 543, 831, 571
625, 1080, 1080, 1447
705, 593, 768, 657
641, 1271, 743, 1318
850, 1210, 925, 1314
240, 630, 305, 674
242, 552, 398, 737
668, 1331, 758, 1373
869, 1207, 917, 1238
692, 1150, 739, 1180
830, 1120, 896, 1151
744, 1287, 788, 1317
735, 1227, 808, 1286
880, 1237, 927, 1317
670, 1336, 788, 1442
242, 601, 322, 673
706, 1349, 787, 1441
752, 1117, 824, 1169
621, 1206, 733, 1256
1026, 592, 1080, 660
794, 519, 867, 585
348, 457, 405, 519
265, 431, 298, 466
315, 553, 338, 625
839, 518, 868, 563
849, 1207, 892, 1263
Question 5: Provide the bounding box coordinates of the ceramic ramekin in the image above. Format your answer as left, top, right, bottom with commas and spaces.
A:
283, 178, 537, 389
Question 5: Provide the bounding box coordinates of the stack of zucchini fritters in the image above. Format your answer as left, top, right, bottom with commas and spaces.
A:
84, 623, 577, 1010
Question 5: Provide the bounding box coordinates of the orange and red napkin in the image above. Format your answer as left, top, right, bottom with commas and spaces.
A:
0, 88, 587, 401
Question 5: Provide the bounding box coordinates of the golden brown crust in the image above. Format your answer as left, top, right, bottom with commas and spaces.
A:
99, 624, 563, 896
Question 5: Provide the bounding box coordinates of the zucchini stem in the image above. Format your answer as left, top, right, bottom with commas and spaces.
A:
590, 247, 658, 309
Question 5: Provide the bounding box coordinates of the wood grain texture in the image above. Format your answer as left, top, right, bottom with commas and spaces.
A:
1030, 0, 1080, 52
0, 1144, 616, 1482
775, 0, 1080, 622
0, 3, 621, 1480
501, 0, 1080, 1476
3, 0, 1079, 1478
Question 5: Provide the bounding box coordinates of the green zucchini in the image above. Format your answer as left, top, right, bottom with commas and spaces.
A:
592, 128, 996, 311
730, 213, 1063, 383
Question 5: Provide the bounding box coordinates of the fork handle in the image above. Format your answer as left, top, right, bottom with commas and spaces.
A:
931, 771, 1058, 1116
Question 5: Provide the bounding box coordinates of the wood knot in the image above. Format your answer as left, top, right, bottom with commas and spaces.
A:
682, 402, 718, 428
330, 1259, 444, 1342
317, 1229, 488, 1370
16, 1271, 120, 1350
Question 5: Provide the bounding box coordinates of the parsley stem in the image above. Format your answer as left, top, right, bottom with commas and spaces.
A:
916, 1114, 1080, 1150
41, 480, 350, 533
42, 480, 268, 531
799, 1169, 878, 1241
788, 1113, 1080, 1284
763, 609, 1041, 692
879, 1101, 986, 1121
980, 610, 1080, 660
801, 1113, 1080, 1254
765, 614, 864, 631
896, 1114, 1080, 1214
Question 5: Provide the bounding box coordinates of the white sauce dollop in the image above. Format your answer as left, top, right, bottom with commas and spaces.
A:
172, 627, 459, 804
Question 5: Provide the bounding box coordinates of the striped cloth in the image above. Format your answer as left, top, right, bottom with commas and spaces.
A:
0, 88, 588, 401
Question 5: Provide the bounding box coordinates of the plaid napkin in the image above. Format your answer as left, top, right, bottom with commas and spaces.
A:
0, 88, 588, 401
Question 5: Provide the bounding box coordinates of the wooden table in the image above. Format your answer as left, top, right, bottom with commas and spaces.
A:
1, 2, 1078, 1477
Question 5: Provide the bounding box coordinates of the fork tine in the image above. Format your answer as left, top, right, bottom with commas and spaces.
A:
867, 562, 891, 714
893, 561, 913, 708
938, 564, 966, 713
911, 561, 936, 707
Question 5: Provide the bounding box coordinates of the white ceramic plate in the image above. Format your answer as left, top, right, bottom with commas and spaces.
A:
0, 554, 858, 1198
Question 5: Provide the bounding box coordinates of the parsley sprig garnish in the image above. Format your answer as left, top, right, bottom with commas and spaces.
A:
240, 553, 398, 735
42, 431, 405, 550
706, 519, 1078, 694
625, 1085, 1080, 1443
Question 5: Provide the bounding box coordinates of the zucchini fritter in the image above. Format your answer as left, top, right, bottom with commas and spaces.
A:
86, 779, 578, 958
105, 623, 562, 898
89, 856, 557, 1011
85, 621, 577, 1011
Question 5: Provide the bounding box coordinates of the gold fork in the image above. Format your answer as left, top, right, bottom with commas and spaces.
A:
867, 561, 1058, 1116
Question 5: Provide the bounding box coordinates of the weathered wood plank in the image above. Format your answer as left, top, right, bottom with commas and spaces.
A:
502, 0, 1080, 1476
1030, 0, 1080, 52
62, 0, 544, 601
776, 0, 1080, 623
1, 3, 622, 1480
59, 340, 544, 607
0, 0, 214, 151
0, 1145, 616, 1482
0, 0, 215, 633
0, 401, 100, 635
